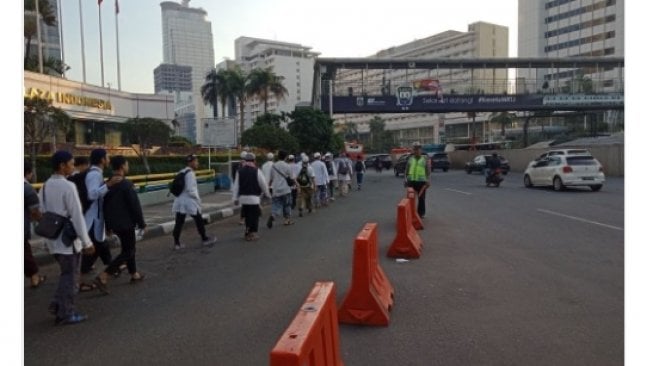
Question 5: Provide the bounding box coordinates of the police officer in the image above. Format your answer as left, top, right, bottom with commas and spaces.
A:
404, 141, 431, 218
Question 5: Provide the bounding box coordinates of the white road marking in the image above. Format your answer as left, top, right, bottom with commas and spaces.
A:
444, 188, 472, 195
537, 209, 624, 231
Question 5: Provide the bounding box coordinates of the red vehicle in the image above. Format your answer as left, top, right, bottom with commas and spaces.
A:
344, 141, 364, 161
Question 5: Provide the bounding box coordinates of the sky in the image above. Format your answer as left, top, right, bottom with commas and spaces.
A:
58, 0, 519, 93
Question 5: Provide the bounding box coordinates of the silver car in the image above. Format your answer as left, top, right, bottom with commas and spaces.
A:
523, 155, 605, 191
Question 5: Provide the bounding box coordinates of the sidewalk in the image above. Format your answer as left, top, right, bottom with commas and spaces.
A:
30, 189, 240, 266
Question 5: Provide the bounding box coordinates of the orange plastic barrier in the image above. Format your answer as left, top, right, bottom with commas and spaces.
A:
406, 188, 424, 230
387, 198, 423, 259
338, 223, 394, 326
270, 282, 344, 366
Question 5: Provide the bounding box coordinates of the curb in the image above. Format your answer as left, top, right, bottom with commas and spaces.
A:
32, 205, 243, 267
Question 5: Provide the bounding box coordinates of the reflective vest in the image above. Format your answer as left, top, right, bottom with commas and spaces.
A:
407, 156, 427, 182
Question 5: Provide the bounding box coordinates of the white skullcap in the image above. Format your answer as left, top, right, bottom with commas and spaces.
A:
266, 152, 274, 160
314, 152, 321, 159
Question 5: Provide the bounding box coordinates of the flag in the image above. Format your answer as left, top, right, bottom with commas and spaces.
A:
115, 0, 119, 14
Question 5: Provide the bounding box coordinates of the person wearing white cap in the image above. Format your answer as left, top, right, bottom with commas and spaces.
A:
287, 154, 299, 211
233, 152, 270, 241
311, 152, 330, 208
296, 155, 316, 217
267, 150, 295, 228
261, 152, 275, 185
236, 150, 249, 226
335, 152, 353, 197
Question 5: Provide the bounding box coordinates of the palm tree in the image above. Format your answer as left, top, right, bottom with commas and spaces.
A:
201, 68, 229, 118
246, 68, 288, 114
490, 111, 514, 139
224, 67, 248, 140
24, 0, 57, 69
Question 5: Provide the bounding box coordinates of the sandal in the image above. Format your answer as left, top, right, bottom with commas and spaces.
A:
130, 273, 145, 284
93, 277, 110, 295
283, 220, 295, 226
79, 282, 97, 292
30, 275, 47, 288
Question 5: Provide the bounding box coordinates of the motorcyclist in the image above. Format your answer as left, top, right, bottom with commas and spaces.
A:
486, 152, 502, 180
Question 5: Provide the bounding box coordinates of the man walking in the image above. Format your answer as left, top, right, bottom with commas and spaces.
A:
93, 156, 146, 293
354, 155, 366, 190
404, 142, 431, 218
311, 152, 330, 208
232, 152, 270, 241
335, 153, 353, 197
296, 155, 315, 217
172, 154, 217, 250
39, 151, 95, 325
267, 150, 295, 228
80, 149, 121, 276
324, 153, 337, 201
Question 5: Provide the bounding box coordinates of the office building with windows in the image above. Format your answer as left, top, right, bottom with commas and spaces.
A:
234, 37, 320, 130
25, 0, 64, 76
159, 0, 215, 143
517, 0, 624, 92
333, 21, 509, 146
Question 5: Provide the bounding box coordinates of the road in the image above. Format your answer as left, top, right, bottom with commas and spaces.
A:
24, 170, 624, 366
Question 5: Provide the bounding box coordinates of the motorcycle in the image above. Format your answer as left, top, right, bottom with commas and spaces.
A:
485, 168, 503, 187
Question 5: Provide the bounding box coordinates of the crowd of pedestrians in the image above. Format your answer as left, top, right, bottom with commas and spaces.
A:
24, 147, 365, 326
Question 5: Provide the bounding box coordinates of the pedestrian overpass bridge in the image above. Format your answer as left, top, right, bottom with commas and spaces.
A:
311, 57, 624, 114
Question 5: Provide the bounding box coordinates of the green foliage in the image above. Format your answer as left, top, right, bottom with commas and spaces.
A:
201, 68, 229, 118
246, 68, 288, 114
241, 124, 298, 152
254, 112, 289, 128
287, 108, 342, 153
121, 117, 172, 173
168, 135, 193, 147
366, 116, 394, 153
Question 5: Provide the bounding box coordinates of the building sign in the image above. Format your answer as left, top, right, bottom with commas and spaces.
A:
324, 92, 623, 113
24, 87, 113, 111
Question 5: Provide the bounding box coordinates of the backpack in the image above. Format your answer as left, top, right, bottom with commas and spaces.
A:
297, 167, 310, 187
355, 161, 364, 173
337, 160, 349, 175
325, 161, 334, 175
169, 169, 190, 197
68, 170, 92, 213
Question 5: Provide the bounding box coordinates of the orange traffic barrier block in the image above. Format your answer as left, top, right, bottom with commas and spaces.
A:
387, 198, 423, 259
338, 223, 394, 326
270, 282, 344, 366
406, 188, 424, 230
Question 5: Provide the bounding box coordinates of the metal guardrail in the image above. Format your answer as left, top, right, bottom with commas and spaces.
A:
32, 169, 216, 192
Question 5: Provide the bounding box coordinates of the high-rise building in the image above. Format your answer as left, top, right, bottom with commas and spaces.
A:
160, 0, 215, 143
333, 22, 509, 146
25, 0, 64, 76
153, 64, 193, 93
234, 37, 320, 130
517, 0, 624, 92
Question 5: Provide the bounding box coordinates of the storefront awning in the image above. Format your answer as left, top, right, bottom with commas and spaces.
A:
64, 110, 128, 123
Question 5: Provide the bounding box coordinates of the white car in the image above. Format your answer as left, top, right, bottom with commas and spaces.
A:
523, 155, 605, 191
528, 148, 592, 168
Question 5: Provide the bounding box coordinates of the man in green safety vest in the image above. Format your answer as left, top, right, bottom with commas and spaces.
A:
404, 141, 431, 218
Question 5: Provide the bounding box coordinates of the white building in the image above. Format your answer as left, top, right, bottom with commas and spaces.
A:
25, 71, 174, 147
160, 0, 216, 143
517, 0, 624, 92
234, 37, 319, 130
333, 22, 509, 146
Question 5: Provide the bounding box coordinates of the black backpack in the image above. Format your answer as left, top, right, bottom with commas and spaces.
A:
297, 167, 310, 187
68, 170, 92, 213
325, 161, 334, 175
169, 170, 190, 197
355, 161, 364, 172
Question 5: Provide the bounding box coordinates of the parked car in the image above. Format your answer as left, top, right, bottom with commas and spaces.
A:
365, 154, 393, 170
464, 154, 510, 175
428, 152, 450, 172
393, 154, 411, 176
523, 155, 605, 191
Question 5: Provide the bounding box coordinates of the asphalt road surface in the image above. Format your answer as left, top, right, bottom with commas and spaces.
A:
24, 170, 624, 366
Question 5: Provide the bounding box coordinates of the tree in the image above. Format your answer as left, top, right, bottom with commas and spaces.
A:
343, 122, 359, 142
121, 118, 172, 174
246, 68, 288, 114
522, 111, 549, 147
254, 112, 288, 128
489, 111, 515, 139
24, 0, 57, 70
367, 116, 394, 153
240, 124, 298, 152
201, 68, 229, 118
287, 108, 341, 153
25, 55, 70, 75
224, 67, 248, 140
24, 96, 70, 182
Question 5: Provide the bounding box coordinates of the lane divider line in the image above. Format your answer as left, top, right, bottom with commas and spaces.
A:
537, 208, 624, 231
444, 188, 472, 195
